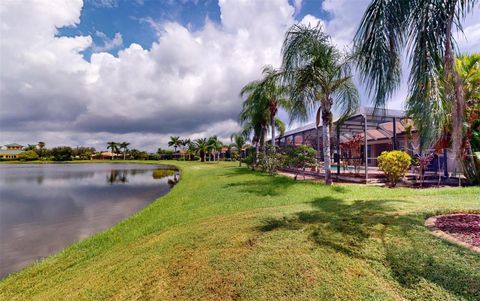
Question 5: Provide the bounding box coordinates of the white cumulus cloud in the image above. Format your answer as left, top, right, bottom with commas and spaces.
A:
0, 0, 478, 151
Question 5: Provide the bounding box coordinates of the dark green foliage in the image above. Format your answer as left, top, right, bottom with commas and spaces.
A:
283, 145, 317, 180
148, 153, 162, 160
50, 146, 73, 161
17, 150, 39, 161
258, 145, 285, 175
128, 149, 148, 160
472, 119, 480, 152
72, 146, 96, 160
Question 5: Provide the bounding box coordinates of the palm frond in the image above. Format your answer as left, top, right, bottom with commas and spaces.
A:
354, 0, 408, 110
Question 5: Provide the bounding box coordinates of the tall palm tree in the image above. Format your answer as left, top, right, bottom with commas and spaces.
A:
208, 136, 223, 162
119, 142, 130, 160
240, 113, 285, 164
281, 23, 359, 185
456, 53, 480, 182
230, 133, 247, 166
180, 139, 191, 160
240, 78, 287, 163
457, 53, 480, 128
354, 0, 478, 176
194, 138, 209, 162
187, 140, 197, 161
240, 65, 289, 148
37, 141, 46, 159
106, 142, 118, 160
168, 136, 181, 153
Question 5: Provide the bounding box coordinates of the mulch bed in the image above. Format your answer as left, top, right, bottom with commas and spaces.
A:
425, 214, 480, 253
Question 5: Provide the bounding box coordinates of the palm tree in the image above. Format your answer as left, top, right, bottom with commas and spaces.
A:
180, 139, 191, 160
456, 53, 480, 182
26, 144, 36, 151
106, 142, 118, 160
240, 65, 289, 148
230, 133, 247, 166
119, 142, 130, 160
168, 136, 181, 153
240, 77, 287, 164
187, 140, 197, 161
195, 138, 209, 162
354, 0, 478, 177
457, 53, 480, 131
208, 136, 223, 162
281, 23, 359, 185
240, 113, 285, 165
37, 141, 46, 158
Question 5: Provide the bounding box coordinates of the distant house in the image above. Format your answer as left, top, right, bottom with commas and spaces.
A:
0, 143, 24, 159
91, 151, 119, 160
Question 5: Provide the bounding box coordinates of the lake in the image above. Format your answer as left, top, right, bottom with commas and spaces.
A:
0, 163, 178, 279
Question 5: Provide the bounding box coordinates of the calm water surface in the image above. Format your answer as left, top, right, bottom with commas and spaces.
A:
0, 163, 178, 278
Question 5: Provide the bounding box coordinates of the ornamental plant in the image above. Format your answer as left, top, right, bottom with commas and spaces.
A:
17, 150, 39, 161
283, 145, 317, 180
377, 150, 411, 187
258, 145, 285, 175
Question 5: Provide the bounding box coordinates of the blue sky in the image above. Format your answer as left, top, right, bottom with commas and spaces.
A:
59, 0, 331, 59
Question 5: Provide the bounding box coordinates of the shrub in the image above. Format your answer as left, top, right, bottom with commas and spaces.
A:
50, 146, 73, 161
17, 150, 39, 161
244, 153, 255, 169
148, 153, 161, 160
377, 150, 411, 187
283, 145, 317, 180
258, 145, 285, 175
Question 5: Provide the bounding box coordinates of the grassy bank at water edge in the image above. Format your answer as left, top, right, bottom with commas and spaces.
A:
1, 161, 479, 300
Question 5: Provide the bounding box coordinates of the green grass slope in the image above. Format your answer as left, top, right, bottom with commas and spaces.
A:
1, 161, 479, 300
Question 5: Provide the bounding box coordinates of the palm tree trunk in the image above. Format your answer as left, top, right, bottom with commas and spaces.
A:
445, 20, 468, 183
262, 128, 267, 155
239, 149, 243, 167
322, 104, 332, 185
271, 116, 276, 148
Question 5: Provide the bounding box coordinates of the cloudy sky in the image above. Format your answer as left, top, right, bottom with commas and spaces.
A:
1, 0, 479, 151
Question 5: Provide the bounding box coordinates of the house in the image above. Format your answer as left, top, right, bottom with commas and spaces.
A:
272, 107, 459, 180
90, 151, 119, 160
0, 143, 24, 159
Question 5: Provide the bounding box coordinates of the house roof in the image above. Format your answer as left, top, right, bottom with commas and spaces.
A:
5, 143, 23, 147
274, 106, 413, 142
0, 150, 23, 155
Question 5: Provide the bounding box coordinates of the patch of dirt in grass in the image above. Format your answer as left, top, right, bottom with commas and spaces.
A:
425, 214, 480, 253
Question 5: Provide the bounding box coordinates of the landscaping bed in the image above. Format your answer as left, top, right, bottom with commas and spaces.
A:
425, 214, 480, 253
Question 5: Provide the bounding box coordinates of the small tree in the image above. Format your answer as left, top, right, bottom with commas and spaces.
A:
377, 151, 411, 187
340, 134, 363, 175
284, 145, 317, 180
18, 150, 39, 161
258, 145, 284, 175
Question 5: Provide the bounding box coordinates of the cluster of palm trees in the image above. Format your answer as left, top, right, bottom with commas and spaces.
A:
240, 23, 359, 184
354, 0, 479, 183
106, 141, 130, 160
167, 135, 230, 162
239, 0, 478, 184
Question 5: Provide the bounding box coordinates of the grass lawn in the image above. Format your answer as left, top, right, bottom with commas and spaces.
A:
1, 161, 479, 300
